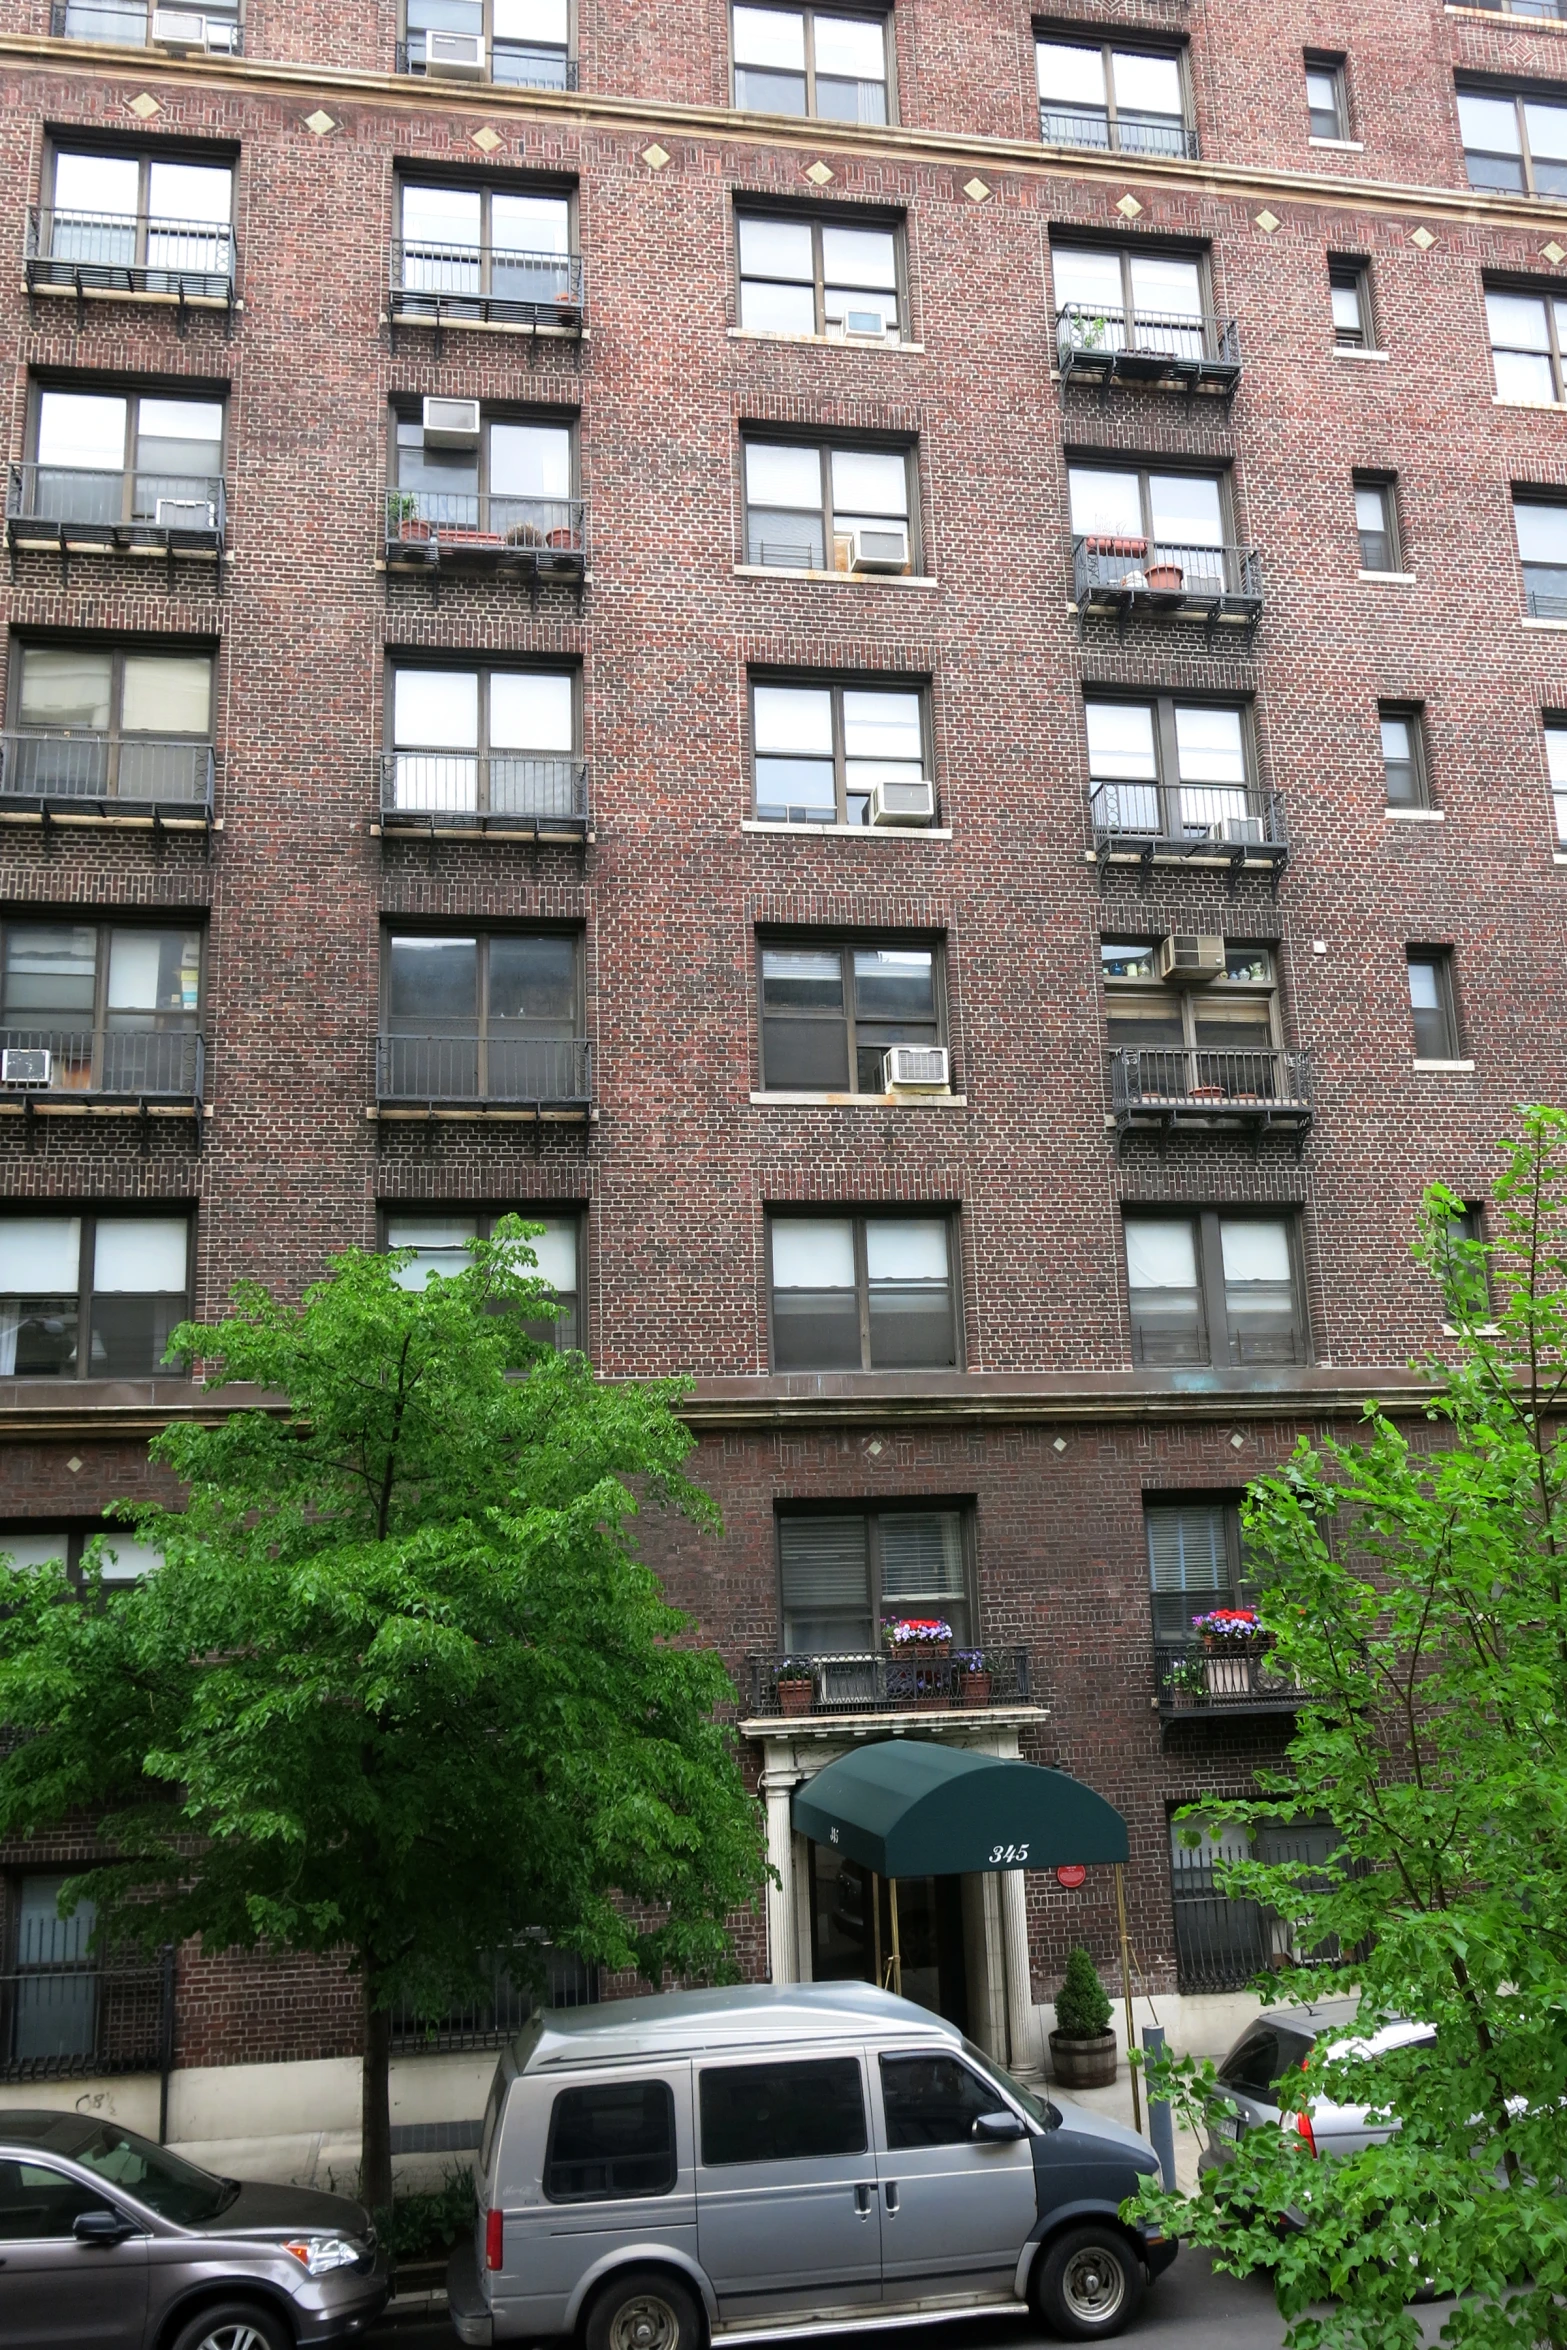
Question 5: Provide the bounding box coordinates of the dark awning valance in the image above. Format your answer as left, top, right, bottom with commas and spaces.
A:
793, 1742, 1128, 1879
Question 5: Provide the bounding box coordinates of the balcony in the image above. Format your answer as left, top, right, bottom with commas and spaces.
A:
744, 1647, 1034, 1723
1110, 1047, 1313, 1153
0, 734, 215, 830
1039, 105, 1199, 160
390, 244, 586, 336
396, 37, 578, 88
1156, 1642, 1322, 1720
380, 754, 589, 842
1073, 535, 1262, 641
375, 1035, 592, 1121
51, 0, 242, 47
26, 209, 236, 314
384, 493, 586, 587
1090, 782, 1287, 877
0, 1952, 169, 2083
0, 1030, 206, 1125
1056, 304, 1240, 398
7, 465, 224, 563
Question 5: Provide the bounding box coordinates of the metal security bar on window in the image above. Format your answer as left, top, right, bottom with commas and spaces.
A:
0, 736, 215, 820
1073, 536, 1263, 633
390, 243, 585, 329
1039, 105, 1198, 157
381, 753, 588, 836
1089, 782, 1286, 866
376, 1035, 591, 1108
388, 1942, 597, 2055
0, 1953, 169, 2081
0, 1030, 205, 1105
26, 210, 236, 304
7, 465, 224, 556
1055, 303, 1240, 394
745, 1646, 1032, 1718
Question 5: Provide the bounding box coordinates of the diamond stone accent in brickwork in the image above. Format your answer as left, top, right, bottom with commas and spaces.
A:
128, 92, 161, 118
304, 109, 336, 134
964, 177, 991, 201
805, 160, 834, 184
1411, 226, 1436, 249
471, 127, 503, 153
641, 142, 670, 168
1116, 193, 1142, 218
1254, 209, 1280, 233
1545, 243, 1567, 265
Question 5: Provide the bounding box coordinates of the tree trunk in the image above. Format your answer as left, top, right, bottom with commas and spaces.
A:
360, 1985, 394, 2216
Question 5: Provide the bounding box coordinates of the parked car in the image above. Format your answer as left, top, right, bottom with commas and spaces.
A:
447, 1980, 1176, 2347
1199, 1997, 1437, 2178
0, 2106, 388, 2350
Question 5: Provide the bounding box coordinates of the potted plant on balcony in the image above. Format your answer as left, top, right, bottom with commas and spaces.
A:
956, 1647, 992, 1706
389, 491, 429, 545
1192, 1605, 1268, 1697
1164, 1652, 1208, 1711
774, 1657, 814, 1717
1049, 1946, 1118, 2088
1144, 558, 1185, 593
884, 1615, 952, 1659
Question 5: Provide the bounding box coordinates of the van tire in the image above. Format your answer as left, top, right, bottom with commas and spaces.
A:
1032, 2226, 1144, 2340
585, 2268, 704, 2350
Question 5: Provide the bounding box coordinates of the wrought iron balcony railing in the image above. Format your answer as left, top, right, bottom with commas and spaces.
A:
0, 1952, 170, 2082
1155, 1640, 1323, 1717
395, 37, 578, 88
376, 1034, 592, 1112
0, 1028, 205, 1111
51, 1, 242, 47
744, 1647, 1033, 1719
1073, 535, 1263, 635
1089, 782, 1287, 871
390, 242, 585, 330
385, 492, 586, 580
26, 209, 236, 306
7, 465, 224, 557
0, 734, 214, 822
1039, 104, 1200, 159
1056, 303, 1240, 395
1110, 1047, 1313, 1148
380, 753, 589, 838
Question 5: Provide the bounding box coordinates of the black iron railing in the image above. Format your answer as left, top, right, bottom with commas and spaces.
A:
1089, 782, 1287, 866
396, 37, 578, 87
0, 1029, 205, 1107
1039, 105, 1199, 159
1056, 303, 1240, 393
745, 1647, 1033, 1718
391, 242, 585, 328
381, 754, 588, 834
1155, 1641, 1321, 1715
26, 209, 235, 304
1073, 535, 1263, 626
51, 1, 242, 46
376, 1035, 591, 1110
385, 492, 586, 577
389, 1943, 597, 2056
1172, 1893, 1276, 1992
0, 1953, 169, 2081
1110, 1046, 1313, 1131
0, 734, 214, 819
7, 465, 224, 555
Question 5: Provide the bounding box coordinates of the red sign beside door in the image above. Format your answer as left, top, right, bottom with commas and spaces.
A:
1055, 1863, 1088, 1889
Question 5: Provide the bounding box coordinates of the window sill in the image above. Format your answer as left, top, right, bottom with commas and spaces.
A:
734, 565, 938, 587
1385, 806, 1445, 821
727, 328, 924, 354
1443, 1323, 1501, 1338
748, 1090, 968, 1108
1494, 394, 1567, 410
1554, 850, 1567, 862
1358, 569, 1416, 583
1523, 616, 1567, 629
1334, 345, 1390, 361
1309, 134, 1364, 151
1412, 1058, 1475, 1072
742, 819, 952, 838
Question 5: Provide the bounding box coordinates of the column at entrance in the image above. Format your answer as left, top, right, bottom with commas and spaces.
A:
1000, 1867, 1041, 2077
761, 1760, 804, 1984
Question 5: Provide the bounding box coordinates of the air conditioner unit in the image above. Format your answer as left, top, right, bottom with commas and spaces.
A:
883, 1044, 950, 1095
1156, 933, 1227, 986
156, 497, 217, 531
869, 776, 936, 828
843, 309, 888, 339
2, 1049, 51, 1087
849, 523, 910, 574
425, 29, 487, 76
151, 9, 214, 50
422, 396, 482, 450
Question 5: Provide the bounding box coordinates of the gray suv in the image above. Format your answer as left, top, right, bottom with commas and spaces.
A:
0, 2107, 388, 2350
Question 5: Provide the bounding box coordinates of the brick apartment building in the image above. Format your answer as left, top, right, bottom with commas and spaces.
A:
0, 0, 1562, 2179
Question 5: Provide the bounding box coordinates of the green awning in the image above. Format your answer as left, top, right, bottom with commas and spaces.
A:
793, 1742, 1128, 1878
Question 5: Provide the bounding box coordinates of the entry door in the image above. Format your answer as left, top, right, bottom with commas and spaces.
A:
695, 2052, 882, 2318
872, 2052, 1038, 2299
0, 2161, 148, 2350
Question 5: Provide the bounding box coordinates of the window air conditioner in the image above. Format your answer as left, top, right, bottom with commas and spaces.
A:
1156, 933, 1227, 986
422, 396, 482, 450
426, 29, 487, 76
843, 309, 888, 339
151, 9, 213, 50
869, 776, 936, 828
883, 1044, 950, 1094
156, 497, 217, 531
849, 522, 910, 574
2, 1049, 51, 1087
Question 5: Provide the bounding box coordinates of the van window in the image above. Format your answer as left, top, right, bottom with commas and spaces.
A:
699, 2058, 866, 2166
879, 2054, 1000, 2148
543, 2081, 677, 2203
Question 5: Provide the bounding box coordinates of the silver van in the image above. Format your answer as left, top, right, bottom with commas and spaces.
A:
446, 1982, 1174, 2348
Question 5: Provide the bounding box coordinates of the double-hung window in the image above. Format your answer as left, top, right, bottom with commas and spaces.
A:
1354, 477, 1400, 573
1329, 260, 1372, 349
57, 0, 240, 44
39, 149, 234, 294
402, 0, 573, 87
733, 6, 890, 122
1037, 36, 1191, 157
387, 663, 578, 823
1379, 705, 1428, 807
0, 1212, 192, 1379
1305, 55, 1348, 141
0, 1523, 162, 1581
1546, 717, 1567, 842
23, 386, 223, 534
1514, 494, 1567, 615
1103, 937, 1281, 1099
1068, 464, 1230, 592
742, 437, 914, 573
381, 929, 583, 1104
1488, 287, 1567, 402
385, 1210, 582, 1349
0, 918, 202, 1098
737, 211, 902, 339
1145, 1498, 1251, 1642
768, 1213, 957, 1369
751, 677, 926, 825
1085, 696, 1253, 844
778, 1506, 970, 1651
396, 182, 575, 313
758, 938, 941, 1093
1051, 243, 1207, 362
1125, 1211, 1307, 1366
1459, 85, 1567, 194
7, 642, 213, 809
1408, 950, 1461, 1060
391, 407, 577, 544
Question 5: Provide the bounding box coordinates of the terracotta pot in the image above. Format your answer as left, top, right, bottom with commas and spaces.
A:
777, 1679, 812, 1716
397, 518, 431, 541
545, 526, 577, 550
960, 1671, 992, 1706
1145, 562, 1185, 592
1049, 2030, 1118, 2089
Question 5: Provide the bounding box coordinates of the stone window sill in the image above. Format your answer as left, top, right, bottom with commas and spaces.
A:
1334, 345, 1389, 361
1385, 806, 1444, 821
1309, 134, 1364, 151
1494, 394, 1567, 410
741, 819, 952, 838
727, 327, 924, 354
748, 1091, 968, 1107
734, 564, 938, 587
1359, 569, 1416, 583
1524, 616, 1567, 630
1412, 1058, 1475, 1072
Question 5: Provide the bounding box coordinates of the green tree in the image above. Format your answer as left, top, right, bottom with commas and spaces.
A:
0, 1222, 765, 2212
1132, 1108, 1567, 2348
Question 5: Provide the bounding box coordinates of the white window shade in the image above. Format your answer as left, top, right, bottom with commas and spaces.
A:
402, 184, 482, 245
1086, 701, 1157, 778
1129, 255, 1203, 317
37, 392, 126, 471
54, 151, 139, 217
830, 448, 907, 516
1219, 1219, 1291, 1285
734, 5, 806, 68
0, 1531, 70, 1571
0, 1218, 81, 1292
490, 423, 571, 498
494, 0, 569, 40
1526, 99, 1567, 161
492, 193, 571, 254
386, 1217, 478, 1288
879, 1511, 964, 1600
747, 442, 822, 506
842, 692, 921, 761
865, 1220, 948, 1283
19, 649, 112, 731
1127, 1220, 1198, 1290
93, 1220, 189, 1294
1037, 40, 1105, 104
121, 656, 211, 737
1175, 706, 1246, 783
813, 13, 884, 78
772, 1219, 855, 1289
139, 398, 223, 447
512, 1217, 577, 1291
821, 226, 897, 288
739, 216, 814, 280
1149, 472, 1225, 545
1547, 727, 1567, 787
1068, 467, 1143, 537
98, 1538, 163, 1582
489, 671, 574, 751
395, 669, 479, 749
1516, 501, 1567, 563
1051, 246, 1124, 310
755, 686, 833, 754
1459, 92, 1522, 154
1112, 50, 1182, 115
147, 162, 232, 223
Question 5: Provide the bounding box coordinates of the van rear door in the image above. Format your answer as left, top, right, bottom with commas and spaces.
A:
695, 2051, 882, 2319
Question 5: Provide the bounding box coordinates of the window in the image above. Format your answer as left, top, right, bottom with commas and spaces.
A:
778, 1506, 969, 1651
879, 2055, 1000, 2148
1408, 950, 1460, 1060
1036, 35, 1191, 157
1460, 86, 1567, 195
0, 918, 203, 1096
0, 1525, 161, 1582
1515, 495, 1567, 615
381, 930, 582, 1102
1102, 937, 1280, 1058
758, 938, 941, 1093
1068, 463, 1230, 583
40, 148, 234, 288
1145, 1498, 1251, 1641
701, 2057, 867, 2164
23, 387, 223, 529
1437, 1205, 1491, 1327
1124, 1213, 1308, 1366
57, 0, 239, 44
1488, 286, 1567, 403
750, 677, 926, 825
1305, 54, 1347, 140
0, 1214, 192, 1380
1052, 242, 1207, 353
543, 2082, 676, 2203
385, 1210, 582, 1350
736, 210, 902, 339
1379, 704, 1428, 807
1085, 697, 1255, 842
391, 407, 576, 541
769, 1214, 957, 1371
7, 641, 213, 806
403, 0, 572, 86
742, 437, 914, 573
732, 6, 889, 123
1354, 477, 1400, 573
1329, 259, 1372, 349
396, 182, 575, 311
1546, 716, 1567, 841
387, 663, 577, 822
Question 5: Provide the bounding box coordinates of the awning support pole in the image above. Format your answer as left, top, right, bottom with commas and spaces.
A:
1114, 1863, 1142, 2135
872, 1871, 883, 1991
888, 1877, 903, 1997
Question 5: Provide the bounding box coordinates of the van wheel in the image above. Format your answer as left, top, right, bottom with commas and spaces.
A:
1033, 2227, 1144, 2340
169, 2304, 291, 2350
586, 2269, 703, 2350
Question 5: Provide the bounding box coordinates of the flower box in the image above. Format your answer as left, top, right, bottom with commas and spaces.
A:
960, 1670, 992, 1707
778, 1678, 812, 1716
1085, 533, 1147, 558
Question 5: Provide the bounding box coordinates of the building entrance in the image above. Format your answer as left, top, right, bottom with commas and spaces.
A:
807, 1839, 969, 2032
